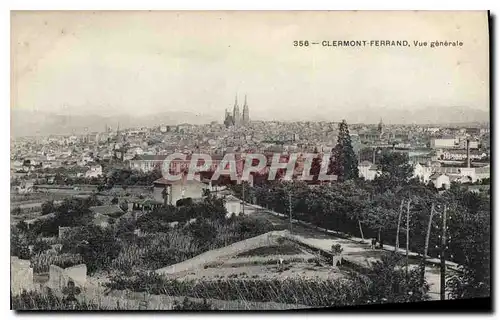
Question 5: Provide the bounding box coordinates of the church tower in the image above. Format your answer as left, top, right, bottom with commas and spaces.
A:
378, 118, 384, 138
233, 95, 241, 127
224, 108, 233, 128
242, 94, 250, 125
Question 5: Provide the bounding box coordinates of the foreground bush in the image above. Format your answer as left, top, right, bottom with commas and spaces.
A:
11, 289, 106, 310
173, 297, 217, 310
105, 271, 369, 307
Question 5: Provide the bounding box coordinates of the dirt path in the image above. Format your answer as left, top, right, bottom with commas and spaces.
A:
243, 203, 457, 300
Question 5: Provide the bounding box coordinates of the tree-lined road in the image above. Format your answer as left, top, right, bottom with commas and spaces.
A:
243, 202, 458, 300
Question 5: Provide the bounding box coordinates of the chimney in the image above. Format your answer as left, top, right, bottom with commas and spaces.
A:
372, 148, 376, 164
466, 139, 471, 168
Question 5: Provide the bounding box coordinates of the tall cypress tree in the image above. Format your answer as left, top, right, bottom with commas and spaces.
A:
329, 120, 359, 181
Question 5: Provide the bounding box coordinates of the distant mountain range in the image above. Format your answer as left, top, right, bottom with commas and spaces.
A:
339, 106, 489, 126
263, 106, 489, 126
10, 110, 219, 137
11, 106, 489, 137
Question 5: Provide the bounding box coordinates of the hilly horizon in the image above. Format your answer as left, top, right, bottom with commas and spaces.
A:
11, 106, 489, 137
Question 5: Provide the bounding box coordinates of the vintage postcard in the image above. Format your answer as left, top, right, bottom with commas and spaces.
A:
10, 11, 490, 311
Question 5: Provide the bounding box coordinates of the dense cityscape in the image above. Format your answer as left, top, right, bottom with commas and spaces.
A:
11, 96, 490, 189
10, 96, 491, 310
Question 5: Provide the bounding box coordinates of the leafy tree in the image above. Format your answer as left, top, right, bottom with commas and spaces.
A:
63, 225, 121, 274
186, 218, 217, 251
11, 226, 31, 259
309, 153, 323, 184
233, 215, 273, 236
46, 198, 95, 231
362, 201, 397, 243
32, 239, 51, 255
445, 200, 490, 299
329, 120, 359, 181
199, 195, 227, 221
374, 152, 414, 191
41, 200, 55, 215
135, 206, 177, 233
114, 216, 137, 239
230, 181, 253, 203
360, 253, 429, 304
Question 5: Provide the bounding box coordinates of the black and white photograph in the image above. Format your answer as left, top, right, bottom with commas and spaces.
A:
9, 10, 491, 311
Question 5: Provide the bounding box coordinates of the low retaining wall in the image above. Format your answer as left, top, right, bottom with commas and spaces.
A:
11, 257, 35, 295
48, 264, 87, 292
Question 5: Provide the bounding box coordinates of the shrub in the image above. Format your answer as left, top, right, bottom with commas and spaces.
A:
173, 297, 216, 310
41, 200, 55, 215
11, 289, 116, 310
61, 225, 121, 274
11, 226, 31, 259
30, 252, 83, 273
359, 253, 430, 304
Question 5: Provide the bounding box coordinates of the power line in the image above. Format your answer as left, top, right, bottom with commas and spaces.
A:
440, 204, 448, 300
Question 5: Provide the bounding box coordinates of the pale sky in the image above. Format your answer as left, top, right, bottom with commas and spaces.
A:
11, 11, 489, 121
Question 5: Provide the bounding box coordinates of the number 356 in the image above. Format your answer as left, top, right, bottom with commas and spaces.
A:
293, 40, 309, 47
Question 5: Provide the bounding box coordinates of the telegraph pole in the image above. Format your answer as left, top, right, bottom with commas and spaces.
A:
440, 205, 448, 300
421, 202, 435, 293
423, 203, 435, 260
289, 193, 293, 234
241, 181, 245, 215
405, 198, 412, 278
395, 199, 404, 253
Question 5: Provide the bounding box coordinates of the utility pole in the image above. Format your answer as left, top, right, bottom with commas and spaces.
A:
241, 181, 245, 215
395, 199, 404, 253
423, 203, 435, 260
421, 202, 435, 293
440, 205, 448, 300
405, 198, 412, 278
289, 192, 293, 234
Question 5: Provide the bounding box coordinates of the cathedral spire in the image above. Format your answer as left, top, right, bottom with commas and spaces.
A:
242, 94, 250, 125
233, 94, 241, 126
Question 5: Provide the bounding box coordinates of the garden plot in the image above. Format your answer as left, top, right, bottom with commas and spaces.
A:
170, 239, 348, 282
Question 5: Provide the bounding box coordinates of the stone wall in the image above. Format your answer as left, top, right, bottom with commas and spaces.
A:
48, 264, 87, 292
11, 257, 34, 295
